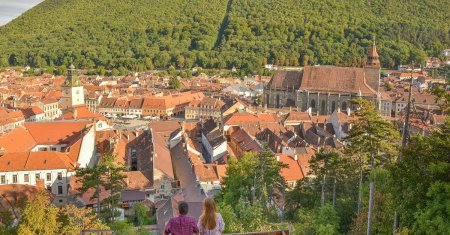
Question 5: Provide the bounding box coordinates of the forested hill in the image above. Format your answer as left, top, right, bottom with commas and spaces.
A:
0, 0, 449, 72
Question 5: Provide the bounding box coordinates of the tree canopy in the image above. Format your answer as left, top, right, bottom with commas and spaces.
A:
0, 0, 448, 73
16, 191, 110, 235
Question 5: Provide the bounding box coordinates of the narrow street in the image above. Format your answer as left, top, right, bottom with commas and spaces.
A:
170, 143, 206, 203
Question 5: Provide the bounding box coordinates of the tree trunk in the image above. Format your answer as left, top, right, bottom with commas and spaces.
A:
97, 183, 101, 217
367, 153, 375, 235
393, 211, 398, 234
109, 168, 115, 224
357, 160, 363, 214
321, 174, 326, 207
332, 176, 337, 208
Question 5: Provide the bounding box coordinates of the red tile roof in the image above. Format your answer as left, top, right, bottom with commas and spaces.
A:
276, 148, 314, 182
58, 106, 106, 121
0, 127, 36, 154
20, 106, 44, 118
301, 66, 377, 96
0, 184, 45, 209
0, 151, 74, 172
150, 121, 181, 179
24, 121, 91, 145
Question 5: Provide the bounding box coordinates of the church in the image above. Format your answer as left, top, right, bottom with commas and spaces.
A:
263, 42, 381, 115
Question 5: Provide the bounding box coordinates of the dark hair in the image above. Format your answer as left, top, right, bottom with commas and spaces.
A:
178, 201, 189, 215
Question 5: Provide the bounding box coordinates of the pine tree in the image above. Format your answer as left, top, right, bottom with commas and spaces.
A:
344, 99, 399, 234
75, 154, 127, 224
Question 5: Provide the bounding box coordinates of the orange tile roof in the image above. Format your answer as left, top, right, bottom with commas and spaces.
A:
276, 148, 314, 182
194, 164, 219, 182
122, 171, 153, 190
257, 113, 278, 122
224, 113, 259, 125
0, 127, 36, 153
311, 115, 328, 124
20, 106, 44, 117
142, 98, 166, 109
0, 184, 44, 209
66, 137, 83, 163
150, 121, 180, 179
0, 151, 74, 172
216, 164, 228, 182
285, 111, 311, 123
58, 106, 106, 121
24, 121, 91, 145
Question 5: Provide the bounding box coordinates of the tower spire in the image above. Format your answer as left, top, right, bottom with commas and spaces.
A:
367, 40, 380, 67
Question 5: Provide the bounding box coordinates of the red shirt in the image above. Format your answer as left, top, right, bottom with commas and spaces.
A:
165, 215, 199, 235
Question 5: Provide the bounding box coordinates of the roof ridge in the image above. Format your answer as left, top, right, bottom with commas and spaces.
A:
23, 124, 40, 143
24, 151, 32, 168
295, 155, 306, 178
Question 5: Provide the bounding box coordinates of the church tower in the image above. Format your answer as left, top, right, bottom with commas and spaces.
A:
60, 64, 84, 109
366, 41, 380, 67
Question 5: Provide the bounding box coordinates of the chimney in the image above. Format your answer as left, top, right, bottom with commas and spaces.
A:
127, 134, 130, 141
74, 109, 78, 119
307, 107, 312, 116
294, 155, 298, 161
276, 155, 280, 161
36, 179, 45, 189
347, 107, 351, 116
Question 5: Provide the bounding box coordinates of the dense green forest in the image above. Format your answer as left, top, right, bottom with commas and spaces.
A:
0, 0, 449, 73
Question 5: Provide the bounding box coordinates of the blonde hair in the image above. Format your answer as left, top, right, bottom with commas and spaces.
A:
200, 198, 217, 230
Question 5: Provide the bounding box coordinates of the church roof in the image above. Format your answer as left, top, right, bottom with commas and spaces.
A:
300, 66, 377, 96
267, 70, 303, 90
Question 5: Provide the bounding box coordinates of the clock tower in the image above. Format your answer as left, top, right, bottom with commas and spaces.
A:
60, 64, 84, 109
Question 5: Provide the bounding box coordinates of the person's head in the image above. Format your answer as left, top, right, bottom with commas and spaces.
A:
178, 201, 189, 216
200, 198, 217, 229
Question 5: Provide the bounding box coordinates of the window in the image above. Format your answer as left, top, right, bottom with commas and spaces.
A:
160, 184, 165, 190
331, 101, 336, 112
321, 100, 326, 114
341, 101, 347, 111
46, 185, 51, 191
36, 173, 40, 181
24, 174, 29, 183
310, 99, 316, 108
58, 185, 63, 195
57, 172, 62, 180
51, 147, 57, 151
47, 173, 51, 181
0, 175, 5, 184
13, 174, 18, 183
